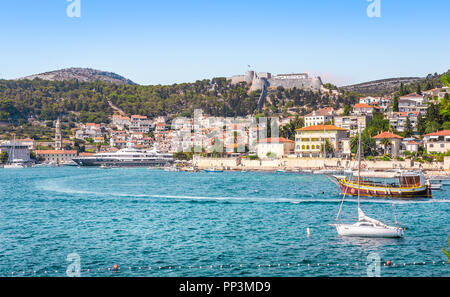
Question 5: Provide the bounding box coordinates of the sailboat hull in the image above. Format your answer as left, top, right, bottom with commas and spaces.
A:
336, 224, 404, 238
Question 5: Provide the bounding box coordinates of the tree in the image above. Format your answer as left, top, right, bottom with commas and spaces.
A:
416, 114, 426, 135
399, 83, 409, 96
320, 139, 334, 157
439, 93, 450, 119
0, 151, 8, 164
343, 105, 352, 116
425, 121, 441, 134
365, 112, 390, 136
280, 116, 304, 140
350, 130, 376, 157
416, 84, 422, 95
441, 73, 450, 87
404, 117, 414, 138
392, 96, 399, 112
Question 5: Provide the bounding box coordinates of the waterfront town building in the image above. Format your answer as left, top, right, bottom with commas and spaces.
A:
359, 96, 380, 104
75, 123, 102, 141
334, 115, 370, 136
398, 93, 428, 115
423, 130, 450, 153
295, 125, 348, 158
372, 132, 403, 158
359, 97, 392, 111
256, 137, 295, 159
353, 103, 380, 115
112, 114, 130, 130
388, 112, 419, 132
130, 115, 152, 133
304, 107, 334, 127
155, 122, 167, 132
423, 87, 450, 99
401, 138, 420, 153
36, 150, 78, 164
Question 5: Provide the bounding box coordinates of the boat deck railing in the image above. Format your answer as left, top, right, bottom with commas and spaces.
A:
343, 178, 422, 189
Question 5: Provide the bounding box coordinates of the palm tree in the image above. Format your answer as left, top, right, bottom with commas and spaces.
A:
321, 139, 334, 157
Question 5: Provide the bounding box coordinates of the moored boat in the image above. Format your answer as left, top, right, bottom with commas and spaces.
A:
332, 171, 432, 199
204, 168, 224, 173
331, 126, 405, 238
72, 142, 173, 168
3, 159, 29, 169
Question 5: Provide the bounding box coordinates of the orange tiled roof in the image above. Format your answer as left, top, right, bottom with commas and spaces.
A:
401, 93, 423, 98
296, 125, 347, 132
306, 107, 333, 117
79, 152, 95, 156
258, 137, 294, 144
393, 111, 420, 116
424, 130, 450, 137
131, 115, 148, 119
372, 132, 403, 139
406, 141, 419, 145
354, 103, 380, 109
36, 150, 77, 155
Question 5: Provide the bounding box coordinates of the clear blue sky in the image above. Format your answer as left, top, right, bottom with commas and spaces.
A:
0, 0, 448, 86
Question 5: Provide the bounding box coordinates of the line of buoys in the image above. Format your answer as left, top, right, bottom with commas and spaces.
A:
1, 261, 447, 276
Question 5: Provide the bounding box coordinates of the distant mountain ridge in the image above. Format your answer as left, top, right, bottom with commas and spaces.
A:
341, 77, 423, 96
19, 67, 137, 85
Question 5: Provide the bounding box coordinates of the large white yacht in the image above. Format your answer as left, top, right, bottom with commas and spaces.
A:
72, 142, 173, 167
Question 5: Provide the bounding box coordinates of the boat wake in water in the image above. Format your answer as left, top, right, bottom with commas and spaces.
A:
37, 179, 449, 205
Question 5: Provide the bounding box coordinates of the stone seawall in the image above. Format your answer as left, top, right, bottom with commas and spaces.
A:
193, 156, 450, 172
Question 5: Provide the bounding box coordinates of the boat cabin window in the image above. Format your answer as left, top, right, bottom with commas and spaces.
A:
399, 175, 421, 187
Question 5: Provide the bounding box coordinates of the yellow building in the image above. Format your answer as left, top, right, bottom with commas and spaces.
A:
295, 125, 348, 157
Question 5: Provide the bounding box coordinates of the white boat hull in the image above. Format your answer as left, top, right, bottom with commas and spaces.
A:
335, 224, 404, 238
3, 163, 28, 169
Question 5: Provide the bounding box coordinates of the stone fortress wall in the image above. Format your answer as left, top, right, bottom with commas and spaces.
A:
230, 71, 323, 92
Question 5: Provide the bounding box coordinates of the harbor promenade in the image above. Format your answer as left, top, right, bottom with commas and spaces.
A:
193, 155, 450, 177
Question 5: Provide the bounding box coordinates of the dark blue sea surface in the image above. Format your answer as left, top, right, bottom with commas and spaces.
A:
0, 168, 449, 277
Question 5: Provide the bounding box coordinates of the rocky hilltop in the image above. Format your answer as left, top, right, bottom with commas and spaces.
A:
341, 77, 423, 95
19, 67, 136, 85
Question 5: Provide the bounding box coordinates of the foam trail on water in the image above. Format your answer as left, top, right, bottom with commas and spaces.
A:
35, 181, 450, 205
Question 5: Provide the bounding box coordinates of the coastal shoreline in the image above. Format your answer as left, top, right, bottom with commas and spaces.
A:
192, 156, 450, 178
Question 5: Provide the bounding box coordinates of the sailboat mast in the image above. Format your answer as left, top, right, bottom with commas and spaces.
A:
357, 126, 362, 209
12, 134, 15, 161
323, 125, 326, 158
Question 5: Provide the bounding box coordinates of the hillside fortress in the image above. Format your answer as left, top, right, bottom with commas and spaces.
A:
229, 71, 323, 92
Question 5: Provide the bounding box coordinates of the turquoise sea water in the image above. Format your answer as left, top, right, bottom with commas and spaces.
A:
0, 167, 449, 277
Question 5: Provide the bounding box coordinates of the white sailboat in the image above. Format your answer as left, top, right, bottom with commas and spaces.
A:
3, 135, 28, 169
332, 127, 404, 238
